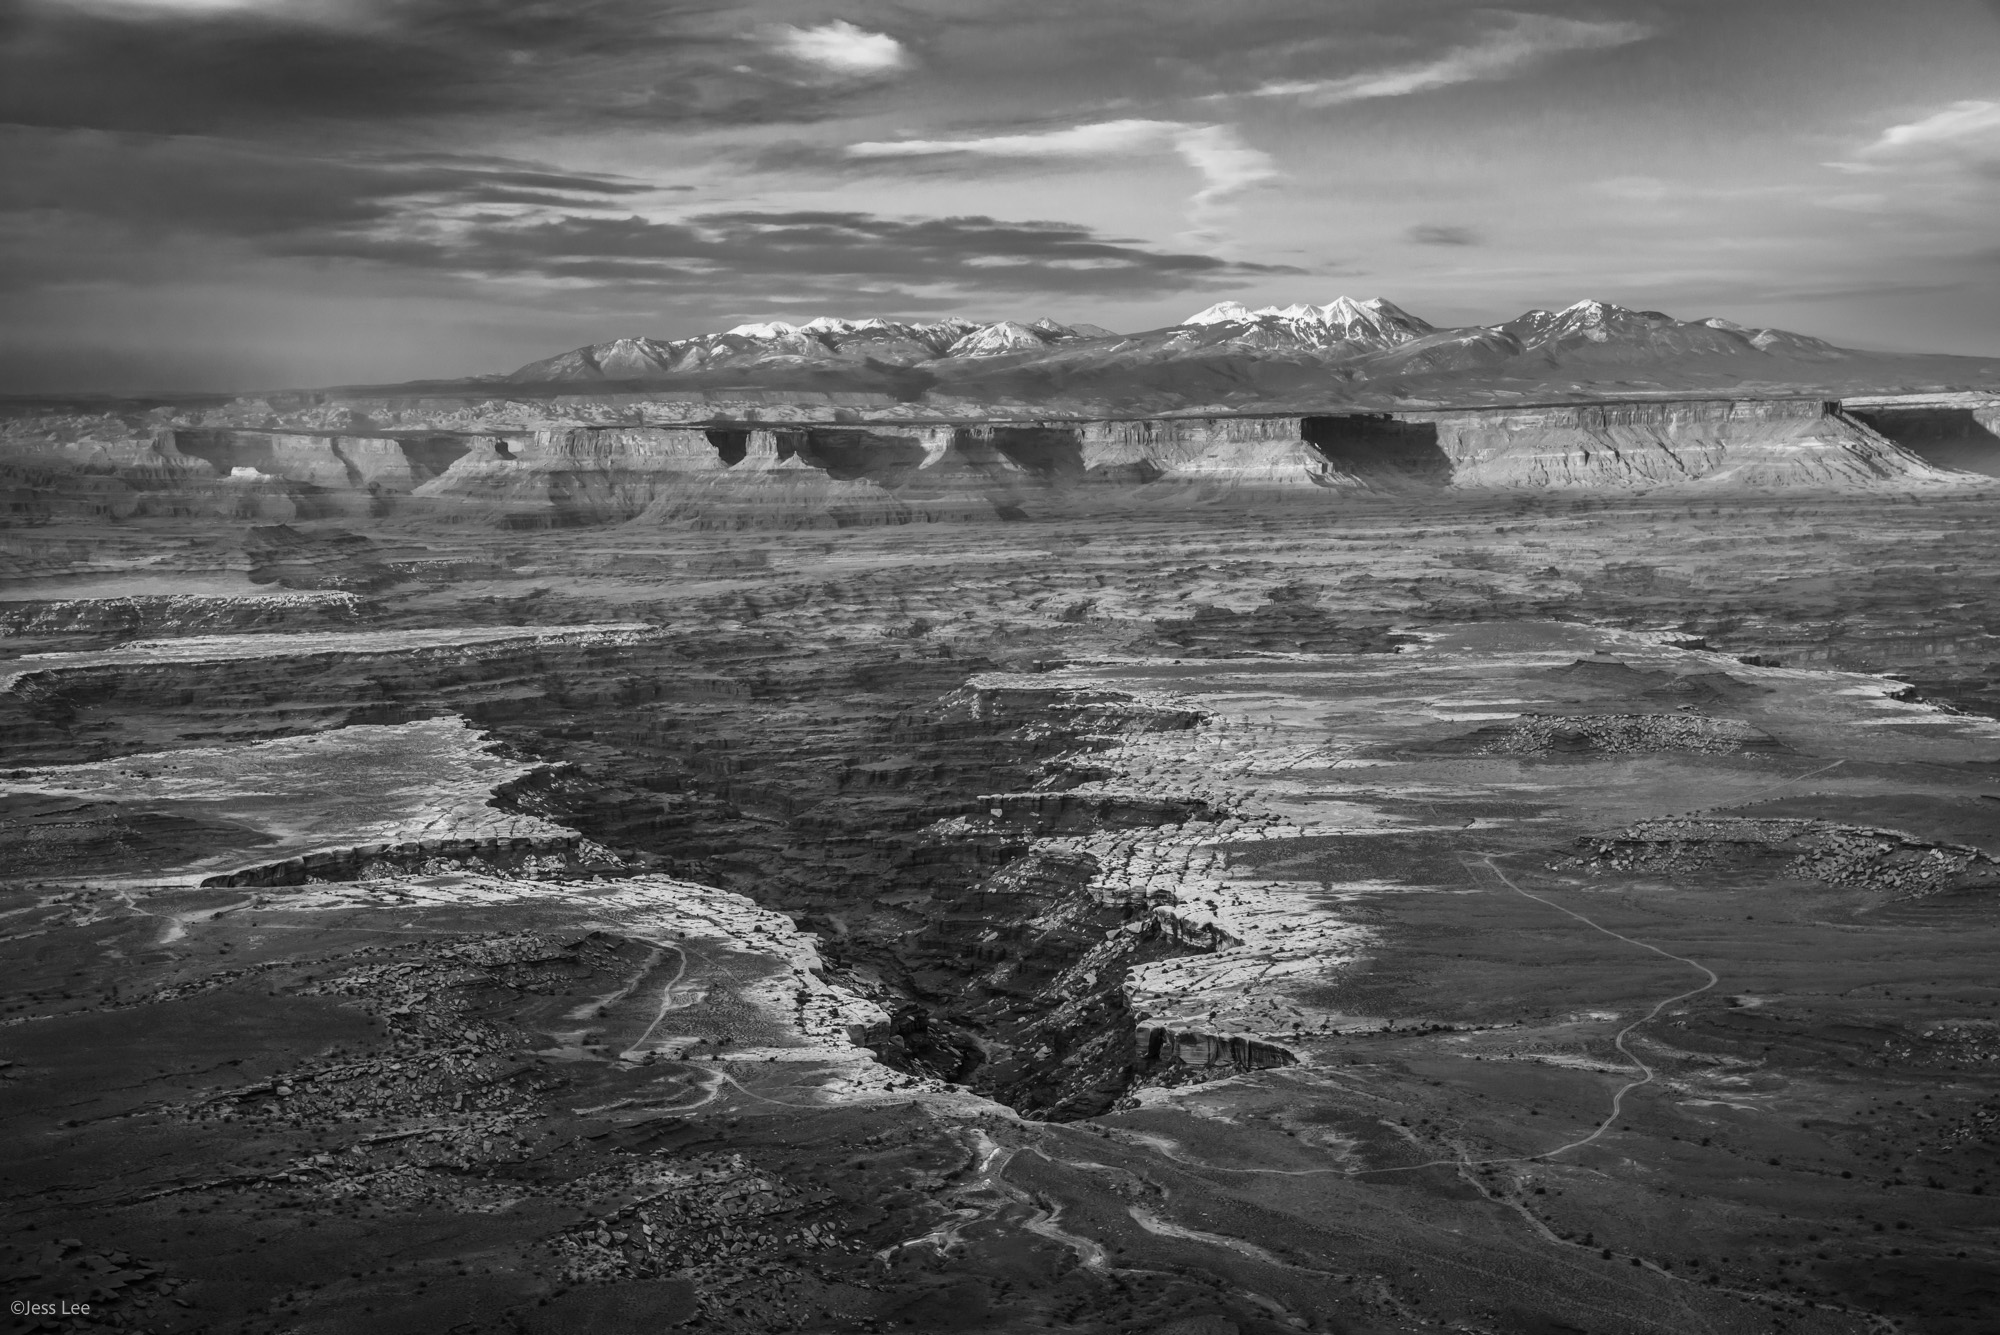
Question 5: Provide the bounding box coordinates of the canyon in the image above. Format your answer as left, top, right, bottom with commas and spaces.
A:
4, 298, 2000, 1335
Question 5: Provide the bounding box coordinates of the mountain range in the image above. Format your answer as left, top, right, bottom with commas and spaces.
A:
495, 297, 1998, 411
509, 315, 1120, 382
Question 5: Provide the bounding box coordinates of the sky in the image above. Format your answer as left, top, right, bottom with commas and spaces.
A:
2, 0, 1998, 391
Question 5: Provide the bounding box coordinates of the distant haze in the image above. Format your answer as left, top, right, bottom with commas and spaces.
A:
2, 0, 1998, 391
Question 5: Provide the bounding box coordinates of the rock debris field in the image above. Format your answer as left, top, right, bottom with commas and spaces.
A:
5, 491, 2000, 1335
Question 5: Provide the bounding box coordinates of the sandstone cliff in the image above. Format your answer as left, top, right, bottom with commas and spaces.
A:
1413, 398, 1954, 489
3, 395, 1988, 529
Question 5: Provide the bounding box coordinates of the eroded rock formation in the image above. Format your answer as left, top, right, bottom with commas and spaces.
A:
5, 395, 1986, 529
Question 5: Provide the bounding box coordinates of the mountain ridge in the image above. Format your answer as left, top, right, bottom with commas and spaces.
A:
477, 296, 1998, 413
511, 296, 1850, 381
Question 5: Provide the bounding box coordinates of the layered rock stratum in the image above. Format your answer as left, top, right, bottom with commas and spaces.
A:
6, 396, 1997, 530
7, 297, 1999, 528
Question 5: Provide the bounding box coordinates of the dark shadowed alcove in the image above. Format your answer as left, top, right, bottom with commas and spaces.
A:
1849, 408, 2000, 477
704, 428, 750, 467
778, 430, 929, 486
394, 435, 472, 478
1302, 415, 1453, 486
983, 426, 1086, 483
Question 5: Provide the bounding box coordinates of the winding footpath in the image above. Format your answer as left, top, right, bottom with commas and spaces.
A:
1458, 852, 1720, 1162
1349, 852, 1718, 1175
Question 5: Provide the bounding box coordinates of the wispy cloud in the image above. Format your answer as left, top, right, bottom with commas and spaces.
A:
1170, 124, 1281, 238
849, 119, 1174, 160
1851, 100, 2000, 162
1825, 101, 2000, 199
1408, 224, 1479, 246
0, 131, 664, 251
1243, 12, 1653, 106
1815, 102, 2000, 266
768, 21, 911, 78
846, 119, 1278, 242
274, 209, 1304, 299
0, 127, 1300, 302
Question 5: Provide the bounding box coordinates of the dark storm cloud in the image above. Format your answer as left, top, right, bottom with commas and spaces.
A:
0, 6, 448, 132
272, 209, 1303, 296
0, 0, 903, 134
0, 0, 1660, 138
0, 129, 657, 244
1408, 224, 1479, 246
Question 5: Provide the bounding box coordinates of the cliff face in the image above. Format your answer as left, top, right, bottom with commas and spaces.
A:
1409, 399, 1957, 489
1068, 400, 1962, 494
1073, 416, 1349, 490
1, 420, 486, 524
3, 396, 1986, 528
1846, 398, 2000, 478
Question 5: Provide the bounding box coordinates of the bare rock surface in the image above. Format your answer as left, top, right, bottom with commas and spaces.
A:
0, 717, 571, 885
1, 622, 655, 689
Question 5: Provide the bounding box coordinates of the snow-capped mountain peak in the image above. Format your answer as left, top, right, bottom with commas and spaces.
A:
505, 295, 1854, 386
1178, 296, 1434, 349
1182, 300, 1259, 326
947, 320, 1055, 357
1491, 300, 1667, 346
725, 321, 804, 340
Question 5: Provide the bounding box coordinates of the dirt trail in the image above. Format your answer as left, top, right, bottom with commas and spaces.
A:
1466, 853, 1720, 1162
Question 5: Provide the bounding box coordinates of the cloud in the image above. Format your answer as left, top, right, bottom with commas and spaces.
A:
1244, 12, 1653, 106
302, 210, 1303, 298
0, 0, 899, 133
1408, 224, 1479, 246
845, 119, 1278, 239
769, 20, 909, 77
848, 119, 1178, 160
0, 129, 1299, 304
1592, 174, 1673, 202
0, 130, 659, 243
1825, 101, 2000, 212
52, 0, 359, 17
1855, 100, 2000, 161
1169, 124, 1282, 233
